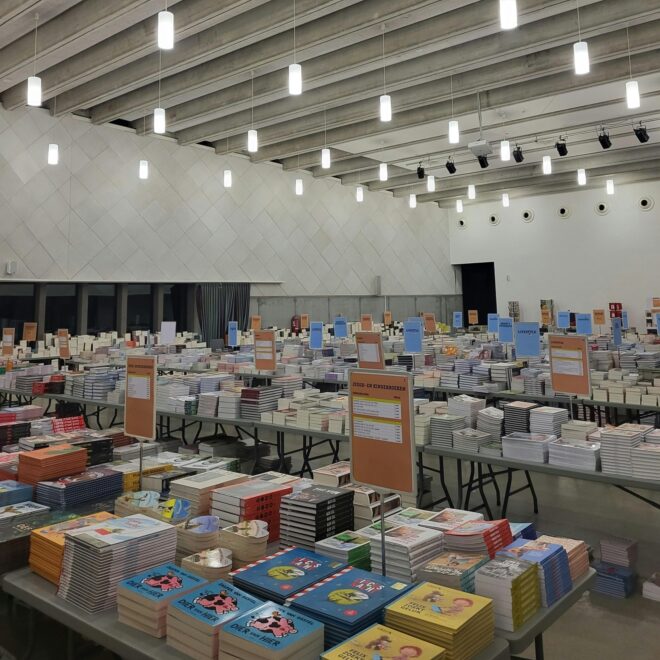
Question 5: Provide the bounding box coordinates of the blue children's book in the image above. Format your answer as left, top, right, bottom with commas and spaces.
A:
0, 480, 32, 506
118, 563, 206, 604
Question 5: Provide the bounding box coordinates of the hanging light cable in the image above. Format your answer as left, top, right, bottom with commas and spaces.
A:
288, 0, 302, 95
573, 1, 590, 75
27, 15, 41, 106
625, 26, 640, 109
321, 108, 331, 168
448, 76, 459, 144
158, 2, 174, 50
153, 51, 166, 133
379, 28, 392, 122
247, 71, 258, 152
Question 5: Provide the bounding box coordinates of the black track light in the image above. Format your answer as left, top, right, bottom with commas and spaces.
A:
634, 125, 650, 143
417, 163, 425, 179
598, 129, 612, 150
446, 157, 457, 174
555, 140, 568, 157
512, 145, 524, 163
477, 155, 489, 169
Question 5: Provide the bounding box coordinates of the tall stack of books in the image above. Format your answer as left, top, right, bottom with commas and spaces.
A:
430, 415, 466, 449
592, 562, 636, 598
17, 444, 87, 486
630, 444, 660, 480
476, 407, 504, 442
417, 551, 490, 592
117, 563, 207, 637
529, 407, 569, 436
29, 511, 117, 584
642, 574, 660, 602
497, 539, 572, 607
384, 583, 494, 660
176, 515, 221, 564
448, 396, 485, 428
57, 514, 177, 612
0, 501, 50, 531
600, 428, 643, 476
217, 390, 243, 419
287, 566, 412, 648
35, 467, 123, 509
218, 520, 269, 568
536, 534, 590, 581
211, 480, 293, 542
321, 623, 447, 660
444, 520, 513, 558
312, 461, 351, 487
166, 580, 262, 658
315, 531, 371, 570
217, 600, 324, 659
240, 387, 283, 420
474, 557, 541, 631
560, 420, 598, 442
170, 469, 248, 516
452, 428, 491, 453
280, 485, 354, 551
600, 536, 637, 568
344, 483, 400, 528
502, 401, 538, 434
548, 438, 600, 470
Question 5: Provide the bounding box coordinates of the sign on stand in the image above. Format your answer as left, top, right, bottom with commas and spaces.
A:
548, 334, 591, 398
254, 329, 276, 371
355, 332, 384, 369
2, 328, 14, 356
57, 329, 70, 359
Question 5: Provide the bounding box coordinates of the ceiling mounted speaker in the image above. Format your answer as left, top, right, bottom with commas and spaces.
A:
457, 218, 467, 230
640, 196, 654, 211
521, 209, 534, 223
595, 202, 609, 216
558, 206, 570, 219
488, 214, 500, 226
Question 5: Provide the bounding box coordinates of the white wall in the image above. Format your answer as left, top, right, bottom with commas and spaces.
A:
449, 181, 660, 329
0, 106, 455, 298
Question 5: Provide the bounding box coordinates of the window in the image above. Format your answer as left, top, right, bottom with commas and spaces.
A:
127, 284, 152, 332
87, 284, 116, 334
0, 283, 35, 338
163, 284, 188, 331
45, 283, 77, 334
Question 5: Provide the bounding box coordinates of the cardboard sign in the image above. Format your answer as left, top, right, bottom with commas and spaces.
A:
549, 334, 591, 397
383, 310, 392, 326
487, 313, 499, 333
355, 332, 384, 369
309, 322, 323, 350
160, 321, 176, 345
300, 314, 309, 330
254, 329, 276, 371
541, 309, 552, 325
452, 311, 463, 329
423, 313, 436, 335
360, 314, 373, 332
653, 297, 660, 308
250, 315, 261, 331
349, 370, 416, 495
403, 317, 423, 353
514, 322, 540, 357
22, 322, 37, 343
593, 309, 606, 326
1, 328, 14, 356
575, 313, 593, 335
125, 355, 157, 440
334, 317, 348, 338
497, 317, 513, 343
468, 309, 478, 325
57, 329, 70, 359
228, 321, 239, 347
612, 317, 622, 347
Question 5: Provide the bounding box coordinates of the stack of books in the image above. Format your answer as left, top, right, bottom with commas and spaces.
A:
280, 485, 354, 551
240, 387, 283, 420
17, 444, 87, 485
452, 428, 491, 453
548, 438, 600, 470
630, 444, 660, 481
231, 546, 345, 604
35, 467, 123, 509
417, 551, 490, 592
384, 583, 494, 660
496, 539, 572, 607
502, 432, 554, 463
0, 452, 20, 479
476, 407, 504, 442
344, 483, 400, 529
370, 525, 444, 582
560, 420, 598, 442
170, 469, 248, 516
321, 623, 446, 660
599, 428, 643, 476
176, 515, 221, 564
217, 600, 324, 659
191, 457, 241, 473
315, 531, 371, 570
642, 573, 660, 602
445, 520, 513, 558
537, 534, 589, 581
479, 441, 503, 457
217, 390, 243, 419
529, 406, 569, 436
509, 522, 536, 540
218, 520, 269, 568
448, 395, 485, 428
0, 501, 50, 531
600, 537, 637, 568
182, 547, 233, 581
287, 566, 412, 648
592, 562, 636, 598
57, 514, 177, 612
430, 415, 466, 449
312, 461, 351, 487
0, 480, 32, 505
502, 401, 538, 434
166, 580, 262, 658
197, 391, 221, 417
117, 562, 206, 637
141, 468, 189, 497
474, 557, 541, 631
29, 511, 117, 584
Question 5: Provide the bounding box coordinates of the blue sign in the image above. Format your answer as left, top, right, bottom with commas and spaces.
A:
498, 317, 514, 343
487, 313, 499, 333
309, 322, 323, 350
612, 317, 622, 347
557, 311, 571, 329
576, 313, 593, 335
334, 317, 347, 338
228, 321, 238, 347
514, 322, 541, 357
404, 317, 423, 353
453, 311, 463, 329
655, 313, 660, 331
621, 311, 629, 330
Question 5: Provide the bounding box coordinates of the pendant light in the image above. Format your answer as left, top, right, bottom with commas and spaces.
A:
502, 193, 510, 207
158, 4, 174, 50
448, 76, 459, 144
27, 16, 41, 106
153, 52, 166, 134
606, 179, 614, 195
223, 169, 232, 188
139, 160, 149, 180
356, 185, 364, 202
542, 155, 552, 175
500, 140, 511, 161
295, 178, 303, 195
427, 175, 436, 192
321, 109, 331, 168
577, 168, 586, 185
456, 199, 463, 213
625, 27, 640, 109
379, 163, 388, 181
288, 1, 302, 95
247, 72, 258, 152
379, 29, 392, 122
573, 1, 589, 75
409, 193, 417, 209
500, 0, 518, 30
47, 143, 59, 165
467, 184, 476, 200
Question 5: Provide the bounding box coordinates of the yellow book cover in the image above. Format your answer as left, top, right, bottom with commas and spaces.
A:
31, 511, 117, 548
386, 583, 492, 631
322, 624, 445, 660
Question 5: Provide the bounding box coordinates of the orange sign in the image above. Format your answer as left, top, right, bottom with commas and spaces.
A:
355, 332, 384, 369
300, 314, 309, 330
548, 334, 591, 397
23, 322, 37, 342
254, 329, 277, 371
468, 310, 478, 325
384, 310, 393, 326
541, 309, 552, 325
423, 313, 436, 335
250, 315, 262, 331
349, 370, 416, 495
2, 328, 15, 356
593, 309, 606, 325
57, 329, 70, 359
360, 314, 373, 331
653, 298, 660, 308
124, 355, 157, 440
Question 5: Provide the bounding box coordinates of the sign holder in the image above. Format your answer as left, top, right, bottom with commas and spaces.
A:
548, 334, 591, 419
254, 329, 277, 371
355, 332, 384, 369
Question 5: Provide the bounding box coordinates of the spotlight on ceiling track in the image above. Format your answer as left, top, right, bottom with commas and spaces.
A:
598, 128, 612, 150
477, 155, 489, 169
555, 140, 568, 157
512, 145, 524, 163
417, 163, 425, 179
445, 157, 457, 174
634, 124, 650, 143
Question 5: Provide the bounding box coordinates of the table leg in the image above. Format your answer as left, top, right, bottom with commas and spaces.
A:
502, 468, 514, 518
417, 451, 425, 508
477, 463, 493, 520
535, 633, 544, 660
438, 457, 454, 508
488, 464, 501, 505
464, 462, 476, 510
525, 470, 539, 514
66, 628, 76, 660
456, 459, 463, 509
20, 605, 36, 660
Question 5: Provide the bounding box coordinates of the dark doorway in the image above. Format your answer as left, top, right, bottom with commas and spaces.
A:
460, 262, 496, 326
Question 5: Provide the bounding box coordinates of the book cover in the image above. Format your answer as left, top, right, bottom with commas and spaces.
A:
65, 514, 172, 548
421, 552, 489, 576
497, 539, 562, 564
119, 563, 206, 601
282, 486, 351, 507
32, 511, 116, 546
